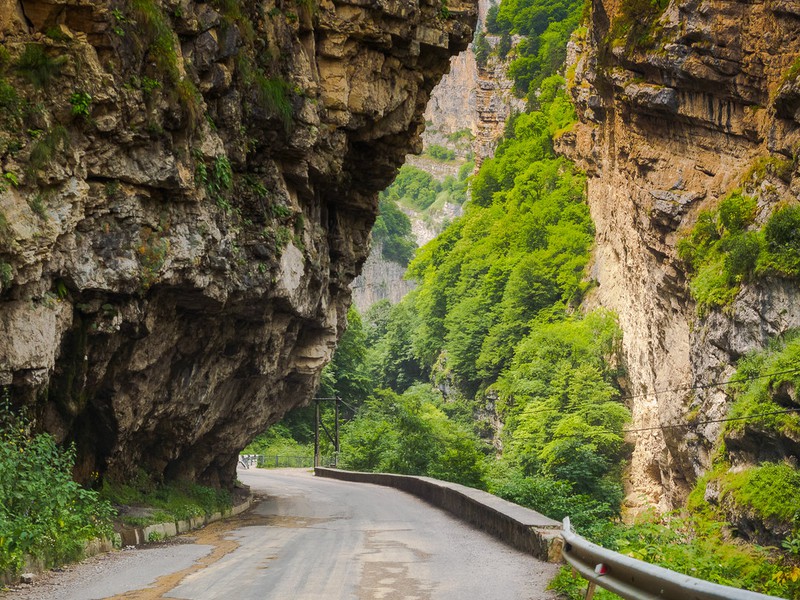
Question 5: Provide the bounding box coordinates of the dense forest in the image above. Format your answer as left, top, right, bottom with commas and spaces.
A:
244, 0, 800, 596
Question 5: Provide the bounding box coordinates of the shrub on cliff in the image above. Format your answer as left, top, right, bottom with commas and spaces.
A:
679, 192, 800, 313
762, 204, 800, 277
0, 394, 114, 575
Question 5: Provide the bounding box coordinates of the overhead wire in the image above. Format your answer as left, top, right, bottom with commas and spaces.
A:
616, 366, 800, 401
497, 365, 800, 436
622, 408, 800, 434
621, 365, 800, 434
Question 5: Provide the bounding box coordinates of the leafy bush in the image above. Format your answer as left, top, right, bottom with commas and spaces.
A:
340, 385, 487, 489
243, 423, 314, 464
486, 0, 582, 96
100, 471, 231, 524
384, 165, 439, 210
69, 91, 92, 117
678, 190, 800, 313
0, 394, 114, 574
424, 144, 456, 161
488, 469, 618, 530
718, 191, 757, 232
762, 204, 800, 276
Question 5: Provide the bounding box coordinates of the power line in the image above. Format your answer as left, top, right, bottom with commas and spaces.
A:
622, 408, 800, 434
502, 366, 800, 419
617, 366, 800, 401
497, 367, 800, 436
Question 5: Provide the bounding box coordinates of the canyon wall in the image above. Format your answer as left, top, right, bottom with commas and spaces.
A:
350, 242, 415, 311
0, 0, 476, 487
560, 0, 800, 510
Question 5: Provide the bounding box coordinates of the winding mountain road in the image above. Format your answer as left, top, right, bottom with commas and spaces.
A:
3, 469, 558, 600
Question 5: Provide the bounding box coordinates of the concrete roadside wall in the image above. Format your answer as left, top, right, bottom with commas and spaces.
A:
115, 495, 254, 546
315, 468, 562, 562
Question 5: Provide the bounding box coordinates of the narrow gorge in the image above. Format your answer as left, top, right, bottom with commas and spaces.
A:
2, 0, 800, 591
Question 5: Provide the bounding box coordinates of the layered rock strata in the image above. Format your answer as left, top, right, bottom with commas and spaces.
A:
560, 0, 800, 510
0, 0, 476, 486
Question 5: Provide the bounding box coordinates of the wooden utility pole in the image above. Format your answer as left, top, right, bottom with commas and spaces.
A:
314, 399, 320, 468
334, 396, 340, 467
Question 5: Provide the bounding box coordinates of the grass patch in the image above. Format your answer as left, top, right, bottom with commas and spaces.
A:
100, 471, 232, 525
14, 43, 66, 88
0, 261, 12, 290
722, 463, 800, 525
27, 125, 70, 176
127, 0, 203, 125
213, 0, 256, 44
607, 0, 668, 53
235, 55, 293, 132
0, 77, 22, 129
725, 330, 800, 439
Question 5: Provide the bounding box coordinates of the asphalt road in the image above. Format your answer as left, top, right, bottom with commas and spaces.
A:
3, 469, 558, 600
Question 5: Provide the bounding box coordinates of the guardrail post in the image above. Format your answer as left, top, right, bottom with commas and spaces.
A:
584, 582, 597, 600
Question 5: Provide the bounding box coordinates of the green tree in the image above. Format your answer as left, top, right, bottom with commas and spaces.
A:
372, 198, 417, 266
319, 306, 373, 405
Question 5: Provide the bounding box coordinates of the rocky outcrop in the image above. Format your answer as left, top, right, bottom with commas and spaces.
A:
0, 0, 476, 487
474, 38, 524, 165
423, 47, 479, 138
560, 0, 800, 510
350, 242, 415, 312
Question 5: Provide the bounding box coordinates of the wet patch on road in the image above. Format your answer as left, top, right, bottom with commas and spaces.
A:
358, 530, 433, 600
108, 503, 274, 600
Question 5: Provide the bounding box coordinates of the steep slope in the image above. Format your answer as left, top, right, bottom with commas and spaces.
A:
0, 0, 476, 487
559, 0, 800, 510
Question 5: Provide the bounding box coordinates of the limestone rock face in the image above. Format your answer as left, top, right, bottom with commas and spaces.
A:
560, 0, 800, 510
350, 242, 415, 312
0, 0, 476, 486
474, 40, 524, 166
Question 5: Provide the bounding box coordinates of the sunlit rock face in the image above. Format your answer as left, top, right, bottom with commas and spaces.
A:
560, 0, 800, 511
0, 0, 477, 487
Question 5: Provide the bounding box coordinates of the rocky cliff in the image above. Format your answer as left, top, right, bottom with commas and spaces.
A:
560, 0, 800, 510
0, 0, 476, 487
350, 241, 415, 311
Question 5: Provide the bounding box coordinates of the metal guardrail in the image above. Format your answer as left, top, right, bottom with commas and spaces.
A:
561, 517, 782, 600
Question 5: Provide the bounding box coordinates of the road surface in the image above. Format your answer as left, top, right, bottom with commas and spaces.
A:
3, 469, 558, 599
